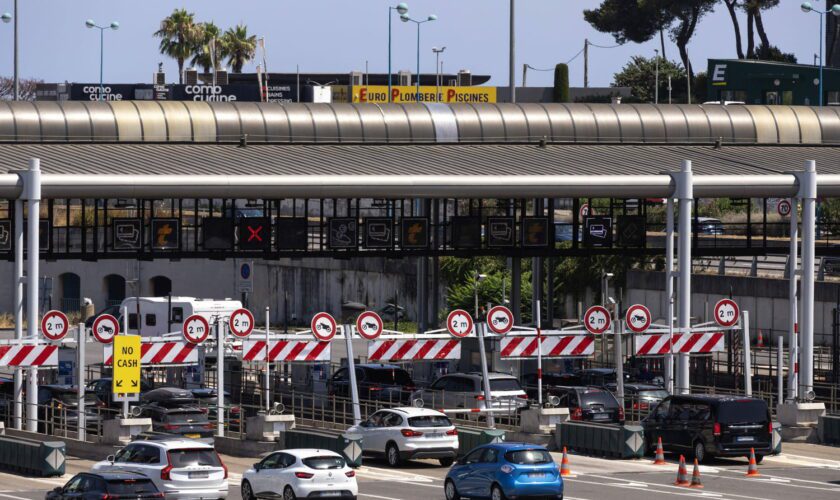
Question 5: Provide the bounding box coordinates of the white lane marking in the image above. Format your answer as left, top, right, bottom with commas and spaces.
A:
583, 474, 770, 500
566, 477, 722, 499
359, 495, 403, 500
752, 472, 840, 486
773, 454, 840, 468
715, 469, 840, 492
0, 494, 34, 500
355, 466, 437, 483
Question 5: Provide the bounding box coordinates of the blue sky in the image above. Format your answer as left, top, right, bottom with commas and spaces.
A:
0, 1, 821, 88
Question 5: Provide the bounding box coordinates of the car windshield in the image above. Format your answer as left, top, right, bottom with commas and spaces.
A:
638, 390, 669, 400
505, 449, 553, 465
489, 379, 523, 392
365, 369, 413, 386
716, 400, 769, 424
407, 415, 452, 428
168, 449, 221, 468
107, 479, 158, 494
302, 456, 345, 469
165, 411, 209, 424
580, 391, 619, 407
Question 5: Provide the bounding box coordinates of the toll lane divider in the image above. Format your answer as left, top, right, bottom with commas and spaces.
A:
367, 338, 461, 362
556, 421, 645, 459
242, 339, 331, 362
0, 344, 58, 367
104, 341, 198, 366
500, 334, 595, 359
634, 332, 725, 356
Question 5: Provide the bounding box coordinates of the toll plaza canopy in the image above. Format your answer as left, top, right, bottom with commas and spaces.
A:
0, 102, 840, 198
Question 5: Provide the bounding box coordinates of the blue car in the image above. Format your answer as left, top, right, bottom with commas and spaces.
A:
445, 443, 563, 500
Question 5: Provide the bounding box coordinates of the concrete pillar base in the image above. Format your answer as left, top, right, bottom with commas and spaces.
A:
246, 414, 296, 442
101, 418, 152, 445
777, 402, 825, 443
520, 407, 569, 434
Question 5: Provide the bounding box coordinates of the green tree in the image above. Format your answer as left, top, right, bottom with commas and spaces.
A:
755, 44, 796, 64
584, 0, 672, 57
154, 9, 202, 84
222, 24, 257, 73
191, 22, 223, 73
612, 55, 688, 103
721, 0, 745, 59
741, 1, 780, 58
554, 63, 570, 103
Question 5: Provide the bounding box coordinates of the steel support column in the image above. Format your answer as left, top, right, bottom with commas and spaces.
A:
25, 158, 41, 432
674, 160, 693, 395
13, 198, 23, 429
664, 197, 675, 395
788, 199, 799, 401
797, 161, 817, 400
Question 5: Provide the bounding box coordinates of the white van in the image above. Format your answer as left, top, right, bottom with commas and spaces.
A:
116, 296, 243, 337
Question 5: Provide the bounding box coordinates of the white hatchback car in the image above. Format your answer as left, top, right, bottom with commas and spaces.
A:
347, 407, 459, 467
241, 449, 358, 500
92, 438, 228, 499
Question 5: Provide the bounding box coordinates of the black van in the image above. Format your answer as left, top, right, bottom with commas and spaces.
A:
642, 395, 773, 463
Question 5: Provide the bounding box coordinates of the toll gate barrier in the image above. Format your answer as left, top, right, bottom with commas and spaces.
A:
555, 421, 645, 459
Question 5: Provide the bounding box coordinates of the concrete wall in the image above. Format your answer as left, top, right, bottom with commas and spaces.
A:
627, 270, 840, 346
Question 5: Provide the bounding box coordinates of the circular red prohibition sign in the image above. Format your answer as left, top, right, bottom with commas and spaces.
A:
229, 308, 255, 338
182, 314, 210, 344
625, 304, 652, 333
92, 314, 120, 344
584, 305, 612, 334
41, 310, 69, 341
447, 309, 474, 338
311, 312, 338, 342
486, 305, 514, 335
714, 299, 740, 327
356, 311, 384, 340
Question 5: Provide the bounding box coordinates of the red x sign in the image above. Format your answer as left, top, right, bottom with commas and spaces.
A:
247, 225, 264, 242
240, 218, 271, 250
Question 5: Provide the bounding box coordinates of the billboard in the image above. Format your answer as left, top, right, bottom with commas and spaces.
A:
352, 85, 496, 104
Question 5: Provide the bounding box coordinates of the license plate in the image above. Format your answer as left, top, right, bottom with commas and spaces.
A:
321, 492, 341, 497
529, 472, 547, 478
427, 433, 443, 438
189, 471, 209, 479
592, 414, 608, 420
185, 433, 201, 439
736, 436, 755, 442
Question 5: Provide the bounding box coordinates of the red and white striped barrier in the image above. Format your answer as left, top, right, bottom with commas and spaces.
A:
242, 340, 331, 362
500, 335, 595, 358
634, 332, 725, 356
105, 342, 198, 365
0, 344, 58, 367
367, 339, 461, 362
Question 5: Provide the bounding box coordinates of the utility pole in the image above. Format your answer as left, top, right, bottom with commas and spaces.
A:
13, 0, 18, 100
584, 39, 589, 88
509, 0, 516, 103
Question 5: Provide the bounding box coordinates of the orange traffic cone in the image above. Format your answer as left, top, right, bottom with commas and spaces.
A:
757, 329, 765, 348
674, 455, 690, 486
746, 448, 761, 477
560, 447, 572, 476
653, 437, 666, 465
689, 459, 704, 488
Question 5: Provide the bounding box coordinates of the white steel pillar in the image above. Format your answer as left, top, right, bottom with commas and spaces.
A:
13, 197, 23, 429
675, 160, 693, 395
664, 197, 675, 395
216, 317, 225, 437
77, 322, 86, 441
25, 159, 41, 432
797, 160, 817, 400
787, 199, 799, 401
344, 324, 361, 426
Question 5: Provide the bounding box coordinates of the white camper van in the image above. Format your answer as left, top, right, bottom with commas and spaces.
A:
116, 297, 244, 337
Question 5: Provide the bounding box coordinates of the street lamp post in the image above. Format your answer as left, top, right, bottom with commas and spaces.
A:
401, 13, 437, 103
85, 19, 120, 102
1, 5, 14, 100
432, 46, 446, 101
388, 3, 409, 103
801, 2, 840, 106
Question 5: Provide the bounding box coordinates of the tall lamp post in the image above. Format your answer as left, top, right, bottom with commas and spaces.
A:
801, 2, 840, 106
401, 13, 437, 103
388, 3, 409, 103
1, 6, 15, 100
85, 19, 120, 101
432, 46, 446, 100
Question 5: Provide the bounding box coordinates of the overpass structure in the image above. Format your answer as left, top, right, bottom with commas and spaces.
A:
0, 101, 836, 431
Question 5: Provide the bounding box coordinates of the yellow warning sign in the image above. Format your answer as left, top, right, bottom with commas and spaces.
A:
112, 335, 141, 394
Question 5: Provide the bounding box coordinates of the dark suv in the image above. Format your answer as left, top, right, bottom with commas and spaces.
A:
549, 386, 624, 424
329, 364, 416, 403
642, 395, 773, 463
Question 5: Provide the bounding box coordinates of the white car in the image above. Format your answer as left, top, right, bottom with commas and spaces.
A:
347, 407, 459, 467
241, 449, 358, 500
92, 439, 228, 499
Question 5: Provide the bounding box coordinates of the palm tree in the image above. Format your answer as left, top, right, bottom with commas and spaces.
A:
154, 9, 201, 84
221, 24, 257, 73
191, 22, 222, 73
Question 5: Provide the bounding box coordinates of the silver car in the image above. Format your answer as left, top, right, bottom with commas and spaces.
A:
410, 372, 529, 412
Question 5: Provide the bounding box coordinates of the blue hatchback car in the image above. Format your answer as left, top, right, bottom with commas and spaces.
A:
445, 443, 563, 500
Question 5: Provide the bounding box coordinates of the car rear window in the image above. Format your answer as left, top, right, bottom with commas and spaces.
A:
490, 379, 523, 392
302, 456, 346, 469
107, 479, 158, 494
716, 400, 769, 424
168, 449, 221, 468
638, 390, 669, 400
408, 415, 452, 428
365, 368, 413, 386
166, 412, 209, 424
580, 391, 619, 407
504, 449, 553, 465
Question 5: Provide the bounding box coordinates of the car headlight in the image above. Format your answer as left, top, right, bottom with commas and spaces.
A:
500, 464, 514, 474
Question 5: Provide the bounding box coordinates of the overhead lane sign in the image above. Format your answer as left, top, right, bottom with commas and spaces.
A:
112, 335, 141, 394
352, 85, 497, 104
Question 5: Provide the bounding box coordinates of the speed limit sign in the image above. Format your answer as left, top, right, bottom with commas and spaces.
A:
229, 308, 255, 338
714, 299, 740, 327
311, 312, 337, 342
777, 199, 791, 217
182, 314, 210, 344
584, 306, 611, 334
446, 309, 474, 338
41, 310, 69, 341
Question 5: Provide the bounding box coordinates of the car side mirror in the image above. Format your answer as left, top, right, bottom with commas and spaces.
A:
253, 463, 261, 471
106, 454, 115, 463
52, 487, 62, 493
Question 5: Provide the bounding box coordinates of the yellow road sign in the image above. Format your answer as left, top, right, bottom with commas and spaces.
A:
112, 335, 141, 394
